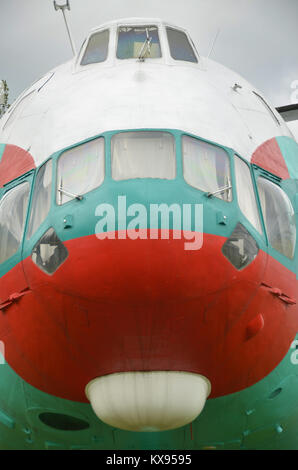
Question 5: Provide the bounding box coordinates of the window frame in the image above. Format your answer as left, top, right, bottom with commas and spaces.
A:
26, 158, 53, 240
76, 28, 111, 70
252, 91, 281, 127
181, 133, 233, 202
234, 153, 263, 234
55, 136, 106, 207
111, 130, 177, 181
256, 175, 296, 260
165, 26, 199, 64
0, 173, 33, 268
115, 24, 164, 62
80, 28, 110, 67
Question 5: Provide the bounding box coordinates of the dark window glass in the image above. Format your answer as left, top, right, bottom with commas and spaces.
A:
31, 228, 68, 275
117, 26, 161, 59
222, 223, 259, 270
27, 160, 52, 239
81, 30, 109, 66
0, 183, 30, 263
257, 178, 296, 258
166, 28, 198, 63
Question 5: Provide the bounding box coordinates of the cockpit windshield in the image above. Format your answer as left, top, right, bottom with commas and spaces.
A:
117, 26, 161, 60
81, 29, 109, 66
166, 27, 198, 63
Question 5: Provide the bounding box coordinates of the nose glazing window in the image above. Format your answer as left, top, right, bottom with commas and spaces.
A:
111, 131, 176, 180
0, 183, 30, 263
117, 26, 161, 59
234, 155, 262, 233
257, 178, 296, 259
57, 138, 105, 205
182, 135, 232, 201
27, 159, 52, 239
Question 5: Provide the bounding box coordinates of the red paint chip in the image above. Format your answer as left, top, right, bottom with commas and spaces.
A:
251, 138, 289, 179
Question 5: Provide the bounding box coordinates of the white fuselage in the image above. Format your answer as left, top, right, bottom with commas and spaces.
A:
0, 17, 292, 167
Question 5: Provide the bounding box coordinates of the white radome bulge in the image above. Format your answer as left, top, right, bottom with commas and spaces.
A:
85, 371, 211, 432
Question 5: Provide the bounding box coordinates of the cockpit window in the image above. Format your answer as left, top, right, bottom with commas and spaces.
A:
111, 131, 176, 180
182, 136, 232, 201
116, 26, 161, 60
166, 28, 198, 63
80, 29, 109, 66
0, 183, 30, 263
57, 138, 105, 205
257, 178, 296, 258
234, 155, 262, 233
27, 159, 52, 239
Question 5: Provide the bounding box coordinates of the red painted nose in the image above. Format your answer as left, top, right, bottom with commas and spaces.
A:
5, 230, 296, 402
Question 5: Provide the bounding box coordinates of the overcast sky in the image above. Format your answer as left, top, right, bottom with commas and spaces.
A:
1, 0, 298, 107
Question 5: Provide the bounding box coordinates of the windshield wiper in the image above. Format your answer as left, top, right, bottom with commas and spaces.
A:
138, 28, 152, 62
58, 186, 83, 201
206, 184, 232, 198
58, 178, 83, 203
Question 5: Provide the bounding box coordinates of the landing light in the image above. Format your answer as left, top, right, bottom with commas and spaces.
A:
222, 223, 259, 270
85, 371, 211, 432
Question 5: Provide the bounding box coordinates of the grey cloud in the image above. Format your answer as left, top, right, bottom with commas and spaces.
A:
0, 0, 297, 106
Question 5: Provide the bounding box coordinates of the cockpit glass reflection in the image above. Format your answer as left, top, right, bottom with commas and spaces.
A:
182, 135, 232, 201
0, 182, 30, 263
257, 178, 296, 259
166, 28, 198, 63
57, 138, 105, 205
27, 159, 52, 239
81, 29, 109, 66
111, 131, 176, 180
117, 26, 161, 59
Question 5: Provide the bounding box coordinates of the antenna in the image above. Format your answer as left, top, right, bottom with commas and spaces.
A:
53, 0, 77, 56
207, 28, 220, 59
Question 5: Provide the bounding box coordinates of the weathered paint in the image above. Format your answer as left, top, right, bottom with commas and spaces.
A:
0, 17, 297, 449
0, 338, 298, 450
276, 136, 298, 179
0, 144, 35, 187
251, 138, 290, 179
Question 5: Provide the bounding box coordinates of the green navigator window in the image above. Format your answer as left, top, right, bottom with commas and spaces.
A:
234, 155, 262, 233
111, 131, 176, 180
182, 135, 232, 201
257, 178, 296, 258
0, 183, 30, 263
27, 159, 52, 239
57, 138, 105, 205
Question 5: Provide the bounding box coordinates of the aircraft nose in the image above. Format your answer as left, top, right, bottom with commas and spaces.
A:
18, 219, 271, 405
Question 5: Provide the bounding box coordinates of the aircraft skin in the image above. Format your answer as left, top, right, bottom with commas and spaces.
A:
0, 17, 298, 449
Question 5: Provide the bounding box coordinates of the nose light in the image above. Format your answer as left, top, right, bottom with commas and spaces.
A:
31, 227, 68, 274
86, 371, 211, 432
222, 223, 259, 270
